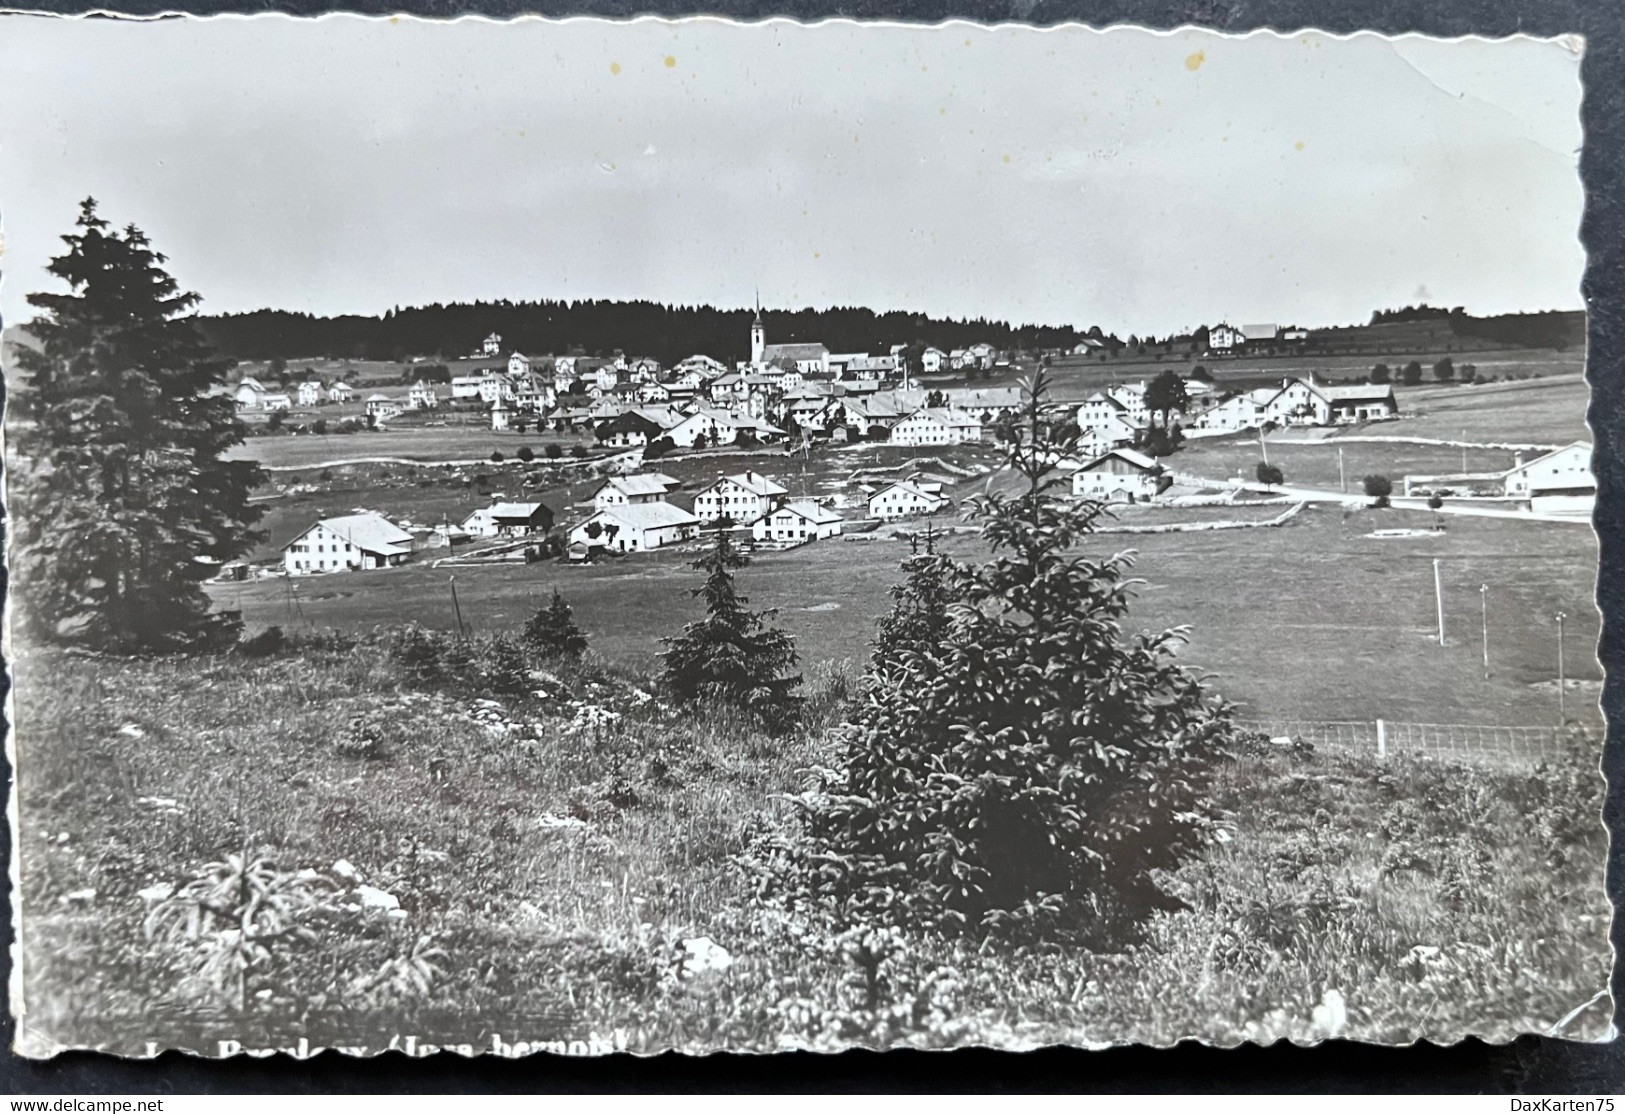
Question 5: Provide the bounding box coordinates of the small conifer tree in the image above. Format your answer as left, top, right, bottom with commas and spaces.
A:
522, 588, 588, 661
777, 370, 1237, 943
659, 527, 802, 733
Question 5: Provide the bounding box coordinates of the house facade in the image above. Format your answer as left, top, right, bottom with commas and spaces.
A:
283, 513, 414, 575
297, 381, 323, 407
592, 473, 680, 512
408, 381, 440, 409
869, 480, 949, 521
693, 471, 788, 524
890, 408, 983, 447
570, 502, 700, 553
1072, 448, 1164, 503
751, 500, 843, 545
1503, 442, 1594, 503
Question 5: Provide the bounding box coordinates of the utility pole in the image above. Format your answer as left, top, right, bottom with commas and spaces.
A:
1479, 584, 1490, 679
1338, 446, 1346, 493
1461, 431, 1468, 475
1433, 558, 1445, 646
449, 575, 468, 639
1259, 426, 1269, 466
1556, 611, 1568, 724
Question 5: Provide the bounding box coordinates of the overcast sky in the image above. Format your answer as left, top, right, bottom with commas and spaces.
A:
0, 17, 1586, 336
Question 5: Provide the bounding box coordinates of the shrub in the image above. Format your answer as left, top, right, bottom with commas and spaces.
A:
1370, 364, 1390, 384
1433, 356, 1455, 381
545, 443, 563, 460
236, 625, 289, 658
312, 419, 328, 435
767, 371, 1236, 944
1401, 361, 1424, 386
471, 634, 532, 697
490, 451, 505, 463
644, 436, 675, 460
570, 445, 587, 459
523, 589, 589, 661
1256, 462, 1284, 488
319, 469, 334, 482
1363, 474, 1393, 507
516, 446, 535, 462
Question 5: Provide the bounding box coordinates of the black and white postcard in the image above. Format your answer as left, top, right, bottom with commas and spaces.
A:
0, 16, 1608, 1059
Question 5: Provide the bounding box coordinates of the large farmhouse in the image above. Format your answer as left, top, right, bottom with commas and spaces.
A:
282, 513, 414, 575
890, 408, 983, 447
1502, 442, 1595, 516
591, 473, 681, 512
869, 480, 949, 521
694, 471, 789, 524
751, 500, 843, 545
1072, 447, 1166, 503
570, 502, 700, 553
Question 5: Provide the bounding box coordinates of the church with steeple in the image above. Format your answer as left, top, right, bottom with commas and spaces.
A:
747, 293, 830, 376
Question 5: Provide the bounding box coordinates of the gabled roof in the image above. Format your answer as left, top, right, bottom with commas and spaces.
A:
601, 473, 680, 498
771, 500, 843, 526
488, 501, 551, 522
1314, 383, 1396, 403
298, 513, 414, 556
762, 342, 829, 360
708, 471, 788, 498
1502, 441, 1593, 475
904, 407, 980, 429
872, 480, 945, 502
591, 502, 701, 532
1079, 447, 1161, 472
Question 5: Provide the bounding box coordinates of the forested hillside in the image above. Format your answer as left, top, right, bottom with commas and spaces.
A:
190, 301, 1094, 365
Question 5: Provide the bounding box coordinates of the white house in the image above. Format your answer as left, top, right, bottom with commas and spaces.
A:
283, 513, 413, 575
1077, 392, 1145, 439
328, 382, 355, 403
752, 500, 843, 545
365, 394, 402, 422
1502, 443, 1594, 512
922, 346, 946, 373
967, 342, 997, 369
693, 471, 789, 524
261, 393, 293, 411
234, 379, 268, 409
482, 332, 503, 356
944, 386, 1023, 418
1072, 447, 1164, 503
490, 398, 510, 431
1191, 392, 1269, 434
890, 408, 983, 447
297, 381, 324, 407
1207, 323, 1243, 352
570, 502, 700, 553
408, 381, 440, 409
591, 473, 681, 512
869, 480, 949, 521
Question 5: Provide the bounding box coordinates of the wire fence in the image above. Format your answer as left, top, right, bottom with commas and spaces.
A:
1233, 718, 1577, 769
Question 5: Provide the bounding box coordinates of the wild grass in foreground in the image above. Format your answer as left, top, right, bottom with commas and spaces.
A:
13, 632, 1609, 1056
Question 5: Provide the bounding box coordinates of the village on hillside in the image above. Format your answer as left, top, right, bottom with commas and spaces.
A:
216, 306, 1597, 585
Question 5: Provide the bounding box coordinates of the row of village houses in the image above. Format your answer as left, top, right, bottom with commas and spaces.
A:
233, 320, 1007, 417
276, 469, 956, 575
270, 433, 1596, 579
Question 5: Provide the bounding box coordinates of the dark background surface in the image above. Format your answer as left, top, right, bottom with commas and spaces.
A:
1, 0, 1621, 1092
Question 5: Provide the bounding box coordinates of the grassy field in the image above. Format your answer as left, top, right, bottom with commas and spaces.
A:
1389, 375, 1593, 446
995, 348, 1583, 403
229, 424, 596, 470
212, 501, 1600, 728
12, 636, 1609, 1056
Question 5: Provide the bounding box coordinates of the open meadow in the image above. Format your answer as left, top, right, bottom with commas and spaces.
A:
12, 624, 1610, 1056
212, 501, 1600, 730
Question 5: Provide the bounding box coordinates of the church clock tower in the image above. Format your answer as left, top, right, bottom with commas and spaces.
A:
750, 292, 766, 366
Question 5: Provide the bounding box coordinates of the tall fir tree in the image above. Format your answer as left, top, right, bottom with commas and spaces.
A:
777, 370, 1238, 943
522, 588, 589, 661
658, 526, 803, 733
11, 199, 265, 650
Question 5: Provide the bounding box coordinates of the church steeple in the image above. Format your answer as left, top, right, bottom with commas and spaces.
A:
750, 289, 766, 365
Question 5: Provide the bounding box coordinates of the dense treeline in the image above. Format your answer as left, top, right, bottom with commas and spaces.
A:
192, 300, 1093, 365
1368, 305, 1585, 351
